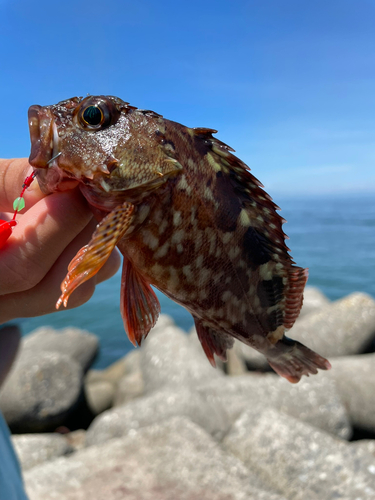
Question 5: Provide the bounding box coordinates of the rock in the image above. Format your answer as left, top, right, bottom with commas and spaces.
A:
23, 327, 99, 372
86, 388, 229, 446
11, 433, 73, 471
225, 348, 248, 376
223, 407, 375, 500
325, 353, 375, 433
196, 372, 351, 439
65, 429, 86, 452
298, 286, 330, 318
0, 351, 83, 432
152, 313, 176, 331
288, 292, 375, 357
113, 370, 144, 407
232, 341, 270, 371
85, 349, 141, 386
84, 380, 115, 415
25, 417, 287, 500
140, 322, 222, 393
350, 440, 375, 457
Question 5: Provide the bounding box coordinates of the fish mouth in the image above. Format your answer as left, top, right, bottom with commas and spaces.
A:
28, 105, 55, 168
28, 105, 79, 193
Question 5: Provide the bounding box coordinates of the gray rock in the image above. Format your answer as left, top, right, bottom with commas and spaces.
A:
11, 433, 73, 471
86, 387, 230, 446
65, 429, 86, 452
23, 326, 99, 371
288, 292, 375, 357
298, 286, 330, 318
225, 348, 248, 376
325, 353, 375, 433
85, 349, 141, 386
140, 322, 222, 393
350, 440, 375, 457
84, 380, 115, 415
0, 351, 83, 432
223, 407, 375, 500
25, 417, 287, 500
113, 370, 144, 407
232, 341, 270, 371
196, 372, 351, 439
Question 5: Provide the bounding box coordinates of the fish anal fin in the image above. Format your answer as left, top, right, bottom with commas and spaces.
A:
56, 202, 134, 309
284, 266, 308, 329
120, 257, 160, 347
194, 317, 234, 367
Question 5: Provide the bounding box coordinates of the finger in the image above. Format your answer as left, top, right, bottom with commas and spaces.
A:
0, 222, 122, 323
0, 188, 93, 295
0, 158, 44, 212
96, 248, 121, 284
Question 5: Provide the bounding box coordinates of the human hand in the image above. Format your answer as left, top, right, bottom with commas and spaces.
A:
0, 158, 121, 324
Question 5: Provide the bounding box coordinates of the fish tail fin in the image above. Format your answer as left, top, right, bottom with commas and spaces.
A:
266, 336, 331, 383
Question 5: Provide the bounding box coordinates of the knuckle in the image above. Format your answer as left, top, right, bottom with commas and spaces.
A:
0, 258, 43, 293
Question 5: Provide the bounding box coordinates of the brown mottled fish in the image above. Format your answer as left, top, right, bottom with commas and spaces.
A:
28, 95, 331, 383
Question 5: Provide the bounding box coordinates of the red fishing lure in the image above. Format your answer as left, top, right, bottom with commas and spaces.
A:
0, 171, 36, 248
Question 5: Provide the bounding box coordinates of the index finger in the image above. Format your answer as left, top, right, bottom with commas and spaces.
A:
0, 158, 44, 213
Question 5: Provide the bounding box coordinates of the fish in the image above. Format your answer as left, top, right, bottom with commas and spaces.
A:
28, 95, 331, 383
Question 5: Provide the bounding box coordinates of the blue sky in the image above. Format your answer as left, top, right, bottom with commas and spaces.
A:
1, 0, 374, 195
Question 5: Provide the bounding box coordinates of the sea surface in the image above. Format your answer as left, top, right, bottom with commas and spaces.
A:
18, 194, 375, 369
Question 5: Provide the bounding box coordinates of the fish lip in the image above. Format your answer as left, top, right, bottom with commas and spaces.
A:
28, 105, 54, 168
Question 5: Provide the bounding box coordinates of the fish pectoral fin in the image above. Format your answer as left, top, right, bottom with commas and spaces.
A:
56, 201, 134, 309
120, 257, 161, 347
194, 317, 234, 367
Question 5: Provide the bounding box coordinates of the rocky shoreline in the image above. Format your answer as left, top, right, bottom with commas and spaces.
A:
1, 287, 375, 499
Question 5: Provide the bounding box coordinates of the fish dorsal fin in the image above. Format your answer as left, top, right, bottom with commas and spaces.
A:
192, 127, 290, 263
192, 128, 307, 332
194, 317, 234, 367
120, 257, 161, 346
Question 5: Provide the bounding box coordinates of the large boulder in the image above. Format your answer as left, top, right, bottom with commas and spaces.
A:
298, 286, 331, 318
84, 380, 115, 416
140, 320, 222, 393
196, 372, 351, 439
23, 327, 99, 372
85, 387, 229, 446
288, 292, 375, 357
25, 417, 287, 500
223, 407, 375, 500
113, 370, 144, 407
11, 433, 73, 471
85, 349, 141, 386
325, 353, 375, 433
0, 351, 83, 432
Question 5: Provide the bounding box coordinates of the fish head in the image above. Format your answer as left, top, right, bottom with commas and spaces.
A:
28, 95, 182, 202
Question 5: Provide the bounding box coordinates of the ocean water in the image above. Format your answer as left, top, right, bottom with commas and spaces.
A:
18, 193, 375, 368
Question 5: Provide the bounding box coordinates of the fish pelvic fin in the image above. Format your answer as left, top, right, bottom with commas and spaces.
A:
120, 257, 160, 347
194, 317, 234, 367
56, 201, 134, 309
266, 336, 331, 383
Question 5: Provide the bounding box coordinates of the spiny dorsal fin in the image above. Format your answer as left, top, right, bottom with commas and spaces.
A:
194, 128, 291, 263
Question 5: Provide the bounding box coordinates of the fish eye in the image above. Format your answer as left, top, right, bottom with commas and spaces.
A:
81, 105, 104, 127
77, 97, 121, 130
